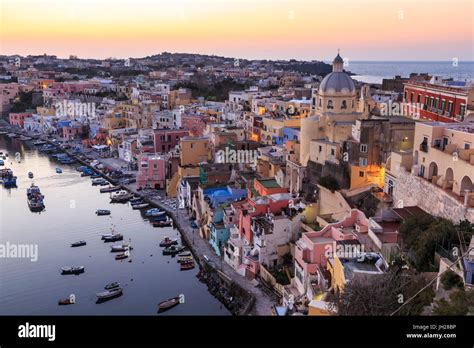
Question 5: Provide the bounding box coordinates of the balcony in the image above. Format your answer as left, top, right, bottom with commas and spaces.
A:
419, 143, 429, 153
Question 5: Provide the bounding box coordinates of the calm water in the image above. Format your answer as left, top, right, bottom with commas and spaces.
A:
340, 61, 474, 84
0, 136, 229, 315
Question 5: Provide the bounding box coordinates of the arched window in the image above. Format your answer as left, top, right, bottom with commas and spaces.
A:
319, 98, 322, 107
327, 100, 334, 109
341, 100, 347, 109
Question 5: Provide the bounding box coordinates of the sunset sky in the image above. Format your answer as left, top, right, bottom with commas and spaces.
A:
1, 0, 473, 61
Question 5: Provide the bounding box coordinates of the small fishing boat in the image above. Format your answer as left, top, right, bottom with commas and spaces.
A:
28, 172, 34, 178
71, 240, 86, 247
96, 287, 123, 302
90, 173, 101, 179
58, 298, 74, 305
162, 245, 185, 256
145, 208, 165, 217
129, 197, 143, 204
157, 296, 180, 313
55, 167, 62, 174
132, 203, 149, 209
177, 251, 193, 263
159, 236, 178, 247
152, 220, 172, 227
1, 168, 17, 188
103, 234, 123, 243
110, 244, 131, 252
110, 190, 132, 203
26, 184, 45, 211
150, 214, 168, 222
180, 260, 195, 271
91, 178, 107, 186
32, 140, 47, 146
20, 135, 32, 141
115, 252, 128, 260
96, 209, 111, 216
100, 186, 121, 193
0, 160, 4, 166
104, 282, 120, 290
61, 266, 85, 275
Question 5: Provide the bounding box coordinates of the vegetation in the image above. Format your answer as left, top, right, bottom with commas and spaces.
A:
441, 270, 464, 290
433, 289, 474, 315
318, 175, 340, 192
328, 266, 435, 315
10, 91, 35, 113
175, 77, 250, 101
399, 216, 473, 272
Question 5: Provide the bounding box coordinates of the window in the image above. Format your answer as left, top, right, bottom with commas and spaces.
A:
410, 92, 414, 102
359, 171, 364, 177
404, 91, 407, 100
360, 144, 368, 153
447, 101, 453, 113
460, 104, 466, 118
327, 100, 334, 109
319, 145, 322, 152
331, 148, 335, 156
341, 100, 347, 109
465, 143, 471, 150
440, 100, 446, 111
417, 94, 421, 103
190, 143, 194, 149
359, 157, 367, 166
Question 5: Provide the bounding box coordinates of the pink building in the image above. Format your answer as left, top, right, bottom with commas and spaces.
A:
153, 129, 189, 154
9, 112, 32, 128
62, 124, 87, 141
136, 154, 166, 190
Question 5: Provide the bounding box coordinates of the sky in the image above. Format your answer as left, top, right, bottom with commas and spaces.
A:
0, 0, 473, 61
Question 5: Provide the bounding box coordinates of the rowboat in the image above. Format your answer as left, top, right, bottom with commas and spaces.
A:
96, 209, 111, 216
58, 298, 74, 305
152, 220, 172, 227
103, 234, 123, 243
100, 186, 121, 193
61, 266, 85, 275
145, 208, 165, 217
70, 240, 86, 247
96, 288, 123, 302
104, 282, 120, 290
159, 236, 178, 247
110, 244, 131, 252
28, 172, 34, 178
55, 167, 62, 174
157, 296, 181, 313
132, 203, 149, 209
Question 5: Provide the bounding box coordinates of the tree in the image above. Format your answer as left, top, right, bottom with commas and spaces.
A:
441, 270, 464, 290
318, 175, 339, 192
433, 289, 474, 315
328, 268, 434, 316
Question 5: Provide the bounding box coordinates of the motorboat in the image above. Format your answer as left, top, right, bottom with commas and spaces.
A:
110, 190, 132, 202
55, 167, 62, 174
104, 282, 120, 290
71, 241, 86, 247
32, 140, 47, 146
26, 184, 45, 211
28, 172, 34, 178
177, 251, 193, 263
180, 260, 195, 271
159, 236, 178, 247
157, 296, 180, 313
58, 298, 74, 305
132, 203, 149, 209
162, 245, 185, 256
96, 209, 111, 216
91, 178, 107, 186
110, 244, 131, 252
61, 266, 85, 275
152, 220, 172, 228
103, 233, 123, 243
0, 160, 4, 166
100, 186, 121, 193
1, 168, 17, 188
115, 252, 128, 260
145, 208, 165, 217
96, 287, 123, 302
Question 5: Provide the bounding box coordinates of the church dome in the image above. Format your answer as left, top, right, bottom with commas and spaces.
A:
319, 72, 356, 94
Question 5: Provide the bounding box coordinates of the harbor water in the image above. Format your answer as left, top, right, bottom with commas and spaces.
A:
0, 135, 229, 315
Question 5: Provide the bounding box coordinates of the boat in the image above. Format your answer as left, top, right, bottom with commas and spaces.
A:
71, 240, 86, 247
110, 190, 132, 203
60, 158, 76, 164
96, 209, 111, 216
61, 266, 85, 275
103, 233, 123, 243
26, 184, 45, 211
157, 296, 181, 313
99, 180, 110, 186
110, 244, 131, 252
32, 140, 47, 146
0, 160, 4, 166
162, 245, 185, 256
56, 167, 62, 174
129, 197, 143, 204
145, 208, 165, 217
58, 298, 74, 305
90, 173, 101, 179
100, 186, 121, 193
115, 252, 128, 260
1, 168, 17, 188
80, 168, 94, 177
104, 282, 120, 290
177, 251, 193, 263
152, 220, 172, 227
132, 203, 149, 209
20, 135, 32, 141
180, 260, 195, 271
159, 236, 178, 247
7, 133, 19, 138
150, 214, 168, 222
96, 287, 123, 302
91, 178, 107, 186
28, 172, 34, 178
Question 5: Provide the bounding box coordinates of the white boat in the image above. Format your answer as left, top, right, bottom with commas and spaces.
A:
96, 287, 123, 301
110, 244, 131, 252
145, 208, 165, 217
111, 190, 129, 199
61, 266, 85, 275
91, 178, 107, 185
132, 203, 149, 209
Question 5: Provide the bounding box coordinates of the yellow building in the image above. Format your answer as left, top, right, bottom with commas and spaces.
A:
179, 137, 210, 166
